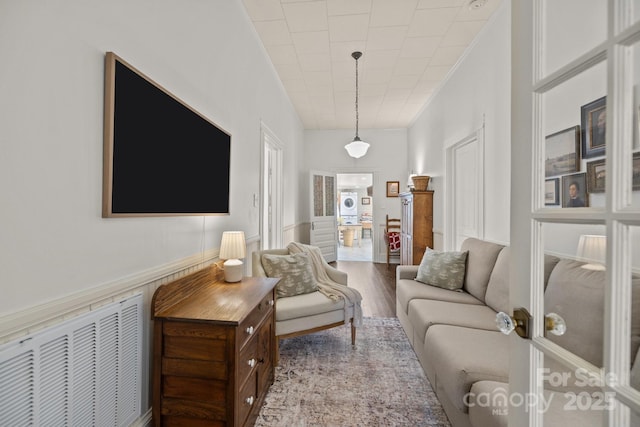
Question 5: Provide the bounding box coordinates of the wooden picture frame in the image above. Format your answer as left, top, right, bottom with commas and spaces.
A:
581, 96, 606, 158
386, 181, 400, 197
586, 158, 606, 193
545, 125, 580, 177
362, 197, 371, 205
562, 172, 588, 208
545, 178, 560, 206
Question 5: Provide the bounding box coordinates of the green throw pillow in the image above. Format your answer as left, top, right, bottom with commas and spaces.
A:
261, 253, 319, 298
415, 248, 468, 291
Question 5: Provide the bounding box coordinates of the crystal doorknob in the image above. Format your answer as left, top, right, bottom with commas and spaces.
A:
495, 308, 532, 339
545, 312, 566, 336
496, 311, 515, 335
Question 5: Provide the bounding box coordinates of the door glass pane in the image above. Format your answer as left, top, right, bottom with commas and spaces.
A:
543, 0, 607, 76
544, 223, 606, 366
542, 353, 609, 424
543, 62, 606, 209
631, 226, 640, 393
631, 41, 640, 210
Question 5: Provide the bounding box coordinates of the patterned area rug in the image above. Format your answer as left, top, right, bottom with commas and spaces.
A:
255, 317, 451, 426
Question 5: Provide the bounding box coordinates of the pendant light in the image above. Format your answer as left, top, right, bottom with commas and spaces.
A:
345, 51, 370, 159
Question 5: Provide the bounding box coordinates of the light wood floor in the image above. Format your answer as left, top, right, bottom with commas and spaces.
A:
332, 261, 397, 318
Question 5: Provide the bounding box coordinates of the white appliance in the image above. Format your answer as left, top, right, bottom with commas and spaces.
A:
340, 192, 358, 216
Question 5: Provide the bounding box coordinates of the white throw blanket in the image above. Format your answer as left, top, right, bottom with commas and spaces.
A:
287, 242, 363, 328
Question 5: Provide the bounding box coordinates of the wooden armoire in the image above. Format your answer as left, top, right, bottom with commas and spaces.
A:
400, 191, 434, 265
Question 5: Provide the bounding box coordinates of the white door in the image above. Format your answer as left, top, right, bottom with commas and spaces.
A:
260, 124, 283, 250
445, 128, 484, 250
310, 170, 338, 262
510, 1, 640, 425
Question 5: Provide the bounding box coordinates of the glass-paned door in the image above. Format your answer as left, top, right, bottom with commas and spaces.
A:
510, 1, 640, 425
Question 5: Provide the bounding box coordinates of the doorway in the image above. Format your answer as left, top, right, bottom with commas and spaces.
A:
336, 173, 373, 261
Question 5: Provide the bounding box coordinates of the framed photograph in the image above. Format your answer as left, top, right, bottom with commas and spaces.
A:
634, 152, 640, 190
545, 178, 560, 206
581, 96, 606, 158
545, 125, 580, 177
586, 158, 606, 193
386, 181, 400, 197
361, 197, 371, 205
562, 172, 588, 208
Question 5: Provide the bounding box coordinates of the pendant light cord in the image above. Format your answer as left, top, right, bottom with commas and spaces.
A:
352, 51, 362, 140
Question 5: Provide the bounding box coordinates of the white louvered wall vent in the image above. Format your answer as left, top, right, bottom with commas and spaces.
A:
0, 294, 143, 426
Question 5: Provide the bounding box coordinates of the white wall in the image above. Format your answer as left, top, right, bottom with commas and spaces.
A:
304, 128, 408, 261
407, 0, 511, 246
0, 0, 303, 314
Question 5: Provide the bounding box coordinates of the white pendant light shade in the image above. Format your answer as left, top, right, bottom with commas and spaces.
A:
345, 138, 370, 159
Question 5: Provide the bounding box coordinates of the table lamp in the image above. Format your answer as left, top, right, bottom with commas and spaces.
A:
219, 231, 246, 282
576, 234, 606, 271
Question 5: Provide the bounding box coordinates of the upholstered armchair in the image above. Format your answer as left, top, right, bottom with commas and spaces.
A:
252, 246, 361, 362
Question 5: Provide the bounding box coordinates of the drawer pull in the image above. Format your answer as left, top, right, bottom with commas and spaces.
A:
248, 358, 256, 368
246, 326, 254, 335
245, 396, 255, 405
269, 300, 275, 307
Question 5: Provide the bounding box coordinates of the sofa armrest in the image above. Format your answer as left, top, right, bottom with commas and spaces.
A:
325, 264, 348, 285
397, 265, 419, 281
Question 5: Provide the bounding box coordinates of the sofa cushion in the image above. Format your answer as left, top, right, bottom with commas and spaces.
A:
424, 325, 509, 413
415, 248, 468, 291
483, 247, 510, 314
408, 300, 498, 342
468, 381, 508, 427
483, 249, 562, 314
261, 253, 319, 298
275, 290, 345, 321
460, 238, 505, 303
396, 278, 484, 315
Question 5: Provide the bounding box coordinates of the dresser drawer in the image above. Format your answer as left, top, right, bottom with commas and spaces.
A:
237, 332, 258, 388
237, 291, 274, 349
238, 371, 258, 426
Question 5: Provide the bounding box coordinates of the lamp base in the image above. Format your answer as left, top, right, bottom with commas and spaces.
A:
223, 259, 244, 283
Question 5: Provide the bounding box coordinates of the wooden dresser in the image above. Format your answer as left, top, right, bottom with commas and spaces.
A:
152, 266, 279, 427
400, 190, 434, 265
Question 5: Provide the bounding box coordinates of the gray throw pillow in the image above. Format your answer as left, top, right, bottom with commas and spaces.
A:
261, 253, 319, 298
415, 248, 468, 291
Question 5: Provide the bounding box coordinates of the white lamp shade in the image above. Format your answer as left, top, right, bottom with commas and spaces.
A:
345, 139, 370, 158
576, 234, 606, 268
219, 231, 246, 260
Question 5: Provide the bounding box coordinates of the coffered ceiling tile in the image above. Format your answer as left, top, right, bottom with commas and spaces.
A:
422, 64, 452, 80
298, 52, 332, 71
265, 44, 298, 64
370, 0, 418, 27
366, 26, 408, 51
273, 62, 304, 80
253, 20, 292, 45
394, 57, 430, 75
389, 74, 420, 89
362, 67, 394, 84
384, 89, 411, 102
407, 8, 458, 37
417, 0, 465, 9
304, 70, 334, 87
400, 36, 440, 58
283, 79, 307, 93
327, 0, 372, 16
359, 83, 388, 97
329, 14, 370, 42
429, 45, 466, 66
291, 31, 330, 54
282, 1, 328, 32
242, 0, 284, 21
441, 20, 485, 46
361, 50, 400, 70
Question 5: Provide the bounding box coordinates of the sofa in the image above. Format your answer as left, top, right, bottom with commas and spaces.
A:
396, 238, 640, 427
